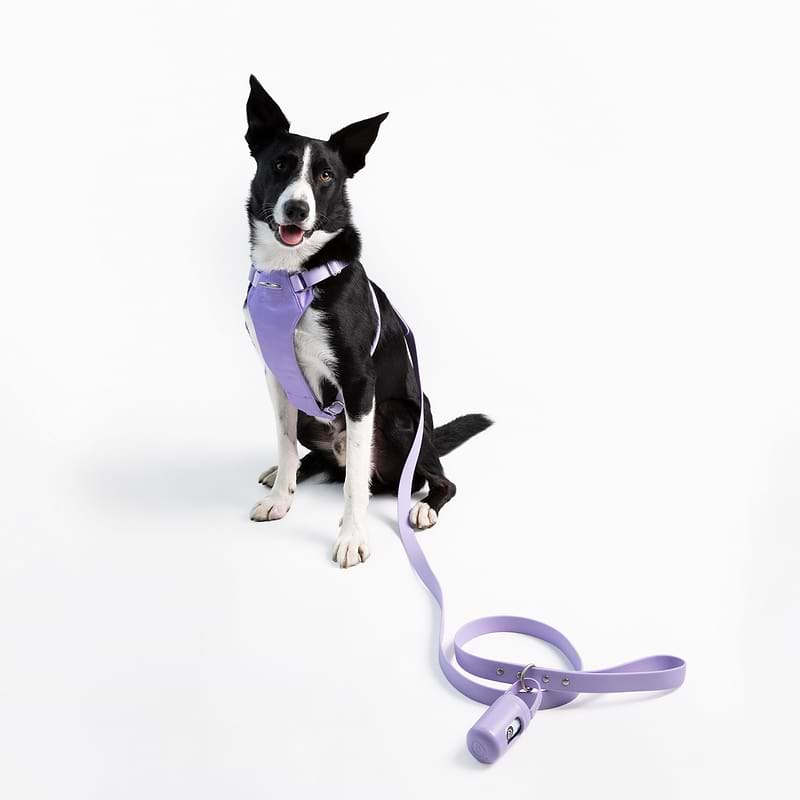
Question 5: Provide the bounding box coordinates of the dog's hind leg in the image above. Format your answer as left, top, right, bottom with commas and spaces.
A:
250, 370, 300, 522
258, 450, 335, 488
373, 397, 456, 530
258, 464, 279, 487
409, 444, 456, 530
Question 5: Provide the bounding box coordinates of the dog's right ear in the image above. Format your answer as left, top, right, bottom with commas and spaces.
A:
245, 76, 290, 156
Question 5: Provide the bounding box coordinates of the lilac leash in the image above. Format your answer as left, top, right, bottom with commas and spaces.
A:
244, 262, 686, 765
395, 320, 686, 764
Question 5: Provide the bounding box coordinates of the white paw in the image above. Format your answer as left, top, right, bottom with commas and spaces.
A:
332, 525, 371, 568
250, 492, 293, 522
409, 501, 438, 530
258, 465, 277, 487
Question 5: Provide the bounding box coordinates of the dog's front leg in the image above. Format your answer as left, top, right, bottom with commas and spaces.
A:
250, 370, 300, 522
332, 378, 375, 568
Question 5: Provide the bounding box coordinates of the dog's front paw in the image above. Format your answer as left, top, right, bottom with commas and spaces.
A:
258, 465, 278, 487
250, 492, 293, 522
332, 525, 370, 568
409, 501, 438, 530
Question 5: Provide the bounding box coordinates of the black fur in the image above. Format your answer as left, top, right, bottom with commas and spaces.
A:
247, 76, 492, 518
434, 414, 494, 456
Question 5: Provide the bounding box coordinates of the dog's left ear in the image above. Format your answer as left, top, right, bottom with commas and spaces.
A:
246, 75, 290, 156
328, 112, 389, 177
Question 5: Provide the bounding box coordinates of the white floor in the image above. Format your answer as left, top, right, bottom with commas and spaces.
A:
2, 2, 799, 798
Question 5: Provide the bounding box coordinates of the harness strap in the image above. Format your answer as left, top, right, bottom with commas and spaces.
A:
367, 283, 381, 356
288, 260, 349, 292
252, 261, 382, 358
287, 262, 382, 356
393, 317, 686, 763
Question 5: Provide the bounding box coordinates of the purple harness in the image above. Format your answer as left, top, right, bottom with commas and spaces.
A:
244, 261, 686, 765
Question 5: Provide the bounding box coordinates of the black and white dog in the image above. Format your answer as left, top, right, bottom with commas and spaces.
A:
245, 76, 491, 567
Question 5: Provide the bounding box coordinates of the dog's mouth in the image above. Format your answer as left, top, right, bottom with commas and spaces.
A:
276, 224, 309, 247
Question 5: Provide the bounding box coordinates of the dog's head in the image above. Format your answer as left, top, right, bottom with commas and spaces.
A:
245, 76, 387, 266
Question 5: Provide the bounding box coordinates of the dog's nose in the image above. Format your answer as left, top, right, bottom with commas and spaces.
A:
283, 199, 309, 224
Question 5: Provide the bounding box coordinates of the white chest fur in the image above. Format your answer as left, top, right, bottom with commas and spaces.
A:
293, 305, 339, 402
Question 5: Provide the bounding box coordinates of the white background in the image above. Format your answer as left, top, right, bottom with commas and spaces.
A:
1, 1, 798, 797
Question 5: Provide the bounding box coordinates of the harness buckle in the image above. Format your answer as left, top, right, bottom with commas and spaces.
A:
291, 273, 309, 292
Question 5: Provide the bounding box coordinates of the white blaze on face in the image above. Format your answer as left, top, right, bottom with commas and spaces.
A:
274, 144, 316, 229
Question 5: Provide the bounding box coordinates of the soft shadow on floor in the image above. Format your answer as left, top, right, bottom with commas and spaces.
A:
83, 447, 354, 555
560, 687, 679, 710
451, 743, 490, 770
85, 448, 277, 515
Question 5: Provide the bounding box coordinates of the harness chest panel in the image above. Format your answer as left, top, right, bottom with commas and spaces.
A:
245, 261, 381, 421
245, 265, 344, 420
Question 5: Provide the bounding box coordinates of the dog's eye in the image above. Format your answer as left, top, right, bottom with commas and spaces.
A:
319, 169, 334, 184
273, 159, 287, 173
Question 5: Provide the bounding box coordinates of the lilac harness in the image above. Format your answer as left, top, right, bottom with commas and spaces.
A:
244, 261, 686, 765
245, 261, 379, 419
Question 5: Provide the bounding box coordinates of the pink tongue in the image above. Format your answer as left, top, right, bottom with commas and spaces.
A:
279, 225, 304, 246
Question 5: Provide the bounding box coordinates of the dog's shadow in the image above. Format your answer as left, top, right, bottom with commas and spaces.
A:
89, 449, 268, 515
86, 448, 351, 550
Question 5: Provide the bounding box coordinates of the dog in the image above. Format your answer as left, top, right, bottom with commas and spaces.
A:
244, 75, 491, 568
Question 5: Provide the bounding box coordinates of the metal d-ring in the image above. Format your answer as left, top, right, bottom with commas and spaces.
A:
518, 663, 539, 694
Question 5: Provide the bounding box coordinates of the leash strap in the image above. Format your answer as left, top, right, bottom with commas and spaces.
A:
394, 318, 686, 764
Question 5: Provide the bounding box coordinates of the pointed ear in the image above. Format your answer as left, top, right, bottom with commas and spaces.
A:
328, 112, 389, 177
245, 75, 290, 155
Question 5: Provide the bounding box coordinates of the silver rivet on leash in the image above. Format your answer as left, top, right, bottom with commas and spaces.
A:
496, 667, 504, 676
542, 675, 550, 683
562, 677, 570, 687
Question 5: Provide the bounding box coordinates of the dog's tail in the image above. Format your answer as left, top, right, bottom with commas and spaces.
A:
434, 413, 493, 456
